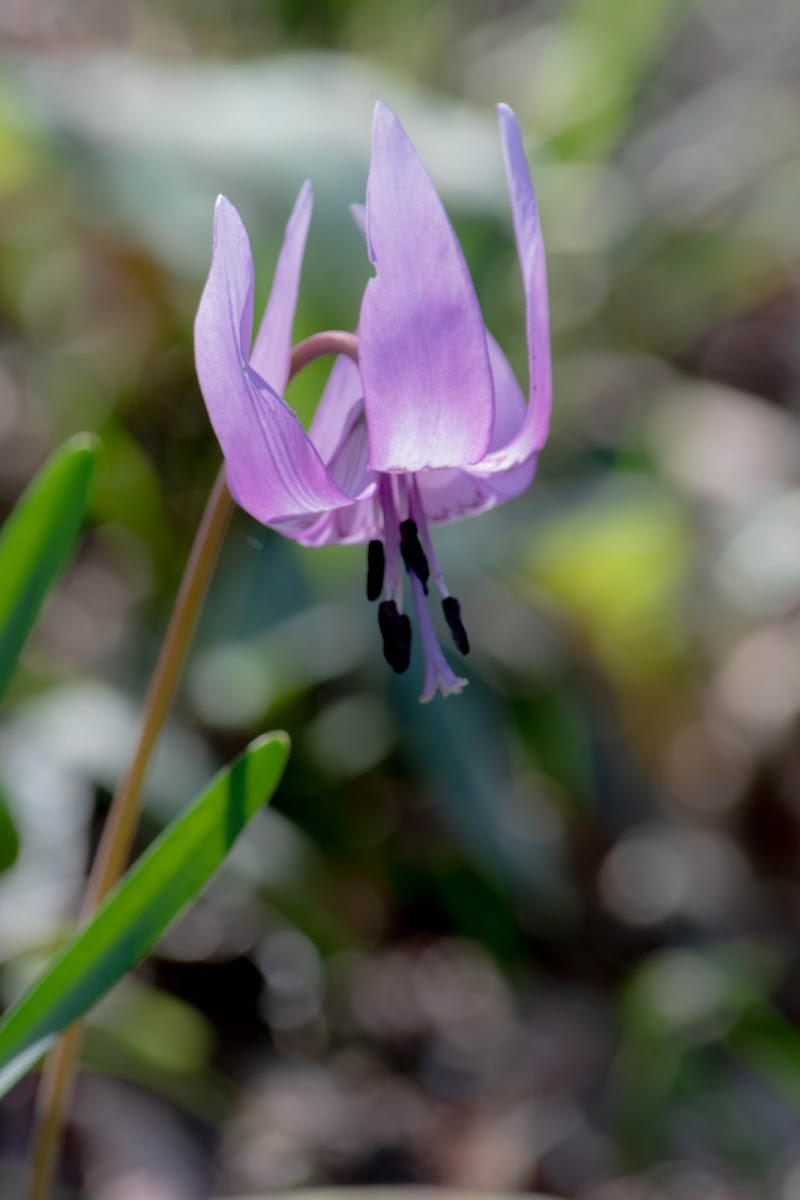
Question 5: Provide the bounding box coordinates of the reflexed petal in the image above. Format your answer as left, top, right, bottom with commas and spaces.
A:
326, 410, 371, 495
194, 199, 371, 524
276, 495, 381, 546
249, 181, 313, 390
195, 196, 258, 480
225, 369, 371, 523
473, 105, 551, 475
486, 331, 527, 451
414, 332, 532, 524
275, 411, 378, 545
309, 352, 363, 463
202, 195, 256, 359
417, 457, 536, 525
359, 102, 494, 473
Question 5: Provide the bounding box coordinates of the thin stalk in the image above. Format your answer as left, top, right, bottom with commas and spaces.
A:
26, 330, 359, 1200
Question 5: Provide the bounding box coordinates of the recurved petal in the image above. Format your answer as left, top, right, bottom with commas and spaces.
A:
271, 410, 376, 547
308, 352, 363, 463
228, 366, 373, 524
416, 457, 536, 525
473, 105, 552, 476
278, 406, 379, 545
274, 492, 381, 546
199, 196, 256, 360
359, 102, 494, 473
195, 196, 257, 467
486, 331, 527, 451
410, 330, 532, 526
249, 181, 313, 391
194, 200, 371, 524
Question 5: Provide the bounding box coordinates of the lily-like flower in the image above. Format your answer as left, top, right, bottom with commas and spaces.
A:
194, 103, 550, 701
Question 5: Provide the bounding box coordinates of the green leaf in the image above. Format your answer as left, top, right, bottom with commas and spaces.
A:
0, 781, 20, 873
0, 1036, 54, 1099
0, 732, 289, 1095
0, 434, 98, 699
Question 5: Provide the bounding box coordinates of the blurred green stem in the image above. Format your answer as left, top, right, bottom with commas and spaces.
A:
26, 330, 360, 1200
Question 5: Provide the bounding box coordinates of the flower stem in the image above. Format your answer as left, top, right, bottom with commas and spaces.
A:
25, 330, 358, 1200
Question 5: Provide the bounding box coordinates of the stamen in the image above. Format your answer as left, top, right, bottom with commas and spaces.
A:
407, 476, 449, 598
366, 539, 385, 601
400, 519, 430, 592
378, 600, 412, 673
407, 476, 470, 655
378, 476, 402, 607
442, 596, 470, 655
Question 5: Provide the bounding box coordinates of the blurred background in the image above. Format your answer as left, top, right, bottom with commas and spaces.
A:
1, 0, 800, 1196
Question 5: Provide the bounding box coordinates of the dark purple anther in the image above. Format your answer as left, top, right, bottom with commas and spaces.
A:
399, 519, 429, 592
367, 539, 385, 601
378, 599, 412, 673
442, 596, 470, 655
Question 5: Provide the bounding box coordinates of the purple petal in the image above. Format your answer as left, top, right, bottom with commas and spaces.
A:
416, 457, 536, 525
359, 102, 494, 473
249, 181, 312, 390
205, 195, 255, 358
473, 105, 552, 475
308, 352, 363, 463
486, 332, 527, 451
414, 334, 533, 524
324, 408, 371, 497
275, 493, 381, 546
194, 197, 372, 523
276, 406, 379, 545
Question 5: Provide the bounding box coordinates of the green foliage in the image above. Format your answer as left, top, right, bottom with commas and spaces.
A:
0, 434, 97, 699
0, 732, 289, 1098
1, 0, 800, 1191
0, 784, 20, 874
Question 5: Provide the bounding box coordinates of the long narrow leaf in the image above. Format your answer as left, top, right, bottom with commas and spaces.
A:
0, 1036, 55, 1099
0, 732, 289, 1094
0, 433, 98, 699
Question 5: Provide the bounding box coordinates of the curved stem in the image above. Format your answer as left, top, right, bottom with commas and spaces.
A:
290, 329, 358, 374
26, 330, 357, 1200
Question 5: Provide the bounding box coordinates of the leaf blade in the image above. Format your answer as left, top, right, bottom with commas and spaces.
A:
0, 732, 289, 1093
0, 434, 98, 699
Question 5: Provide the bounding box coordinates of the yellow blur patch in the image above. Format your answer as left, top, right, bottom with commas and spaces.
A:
521, 481, 691, 685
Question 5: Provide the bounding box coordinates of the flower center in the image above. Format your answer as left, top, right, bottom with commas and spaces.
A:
366, 474, 469, 701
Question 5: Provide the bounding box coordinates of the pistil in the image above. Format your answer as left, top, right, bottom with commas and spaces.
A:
407, 475, 471, 658
409, 573, 467, 702
378, 475, 403, 607
369, 473, 471, 694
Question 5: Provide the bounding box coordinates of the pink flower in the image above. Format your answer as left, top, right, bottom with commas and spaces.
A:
195, 104, 551, 701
